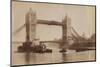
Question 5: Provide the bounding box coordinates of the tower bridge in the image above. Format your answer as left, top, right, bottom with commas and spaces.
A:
13, 8, 93, 52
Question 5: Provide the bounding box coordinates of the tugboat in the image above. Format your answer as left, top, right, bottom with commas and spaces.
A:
18, 41, 52, 53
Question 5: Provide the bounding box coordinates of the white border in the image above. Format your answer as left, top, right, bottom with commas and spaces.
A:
0, 0, 99, 67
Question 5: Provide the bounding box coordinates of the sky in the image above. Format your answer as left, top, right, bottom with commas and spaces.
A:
12, 1, 95, 41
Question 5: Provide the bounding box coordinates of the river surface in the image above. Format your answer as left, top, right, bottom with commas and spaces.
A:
12, 43, 95, 66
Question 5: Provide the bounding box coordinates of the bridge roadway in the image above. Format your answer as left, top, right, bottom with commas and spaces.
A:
12, 41, 62, 44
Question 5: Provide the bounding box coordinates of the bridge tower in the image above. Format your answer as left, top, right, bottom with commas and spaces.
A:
61, 15, 72, 51
25, 8, 37, 42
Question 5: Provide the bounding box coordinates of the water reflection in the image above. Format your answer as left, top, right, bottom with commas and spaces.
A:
62, 52, 68, 62
25, 52, 30, 64
24, 52, 68, 64
12, 44, 95, 65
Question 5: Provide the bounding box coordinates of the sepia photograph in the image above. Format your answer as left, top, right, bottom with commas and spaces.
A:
11, 0, 96, 66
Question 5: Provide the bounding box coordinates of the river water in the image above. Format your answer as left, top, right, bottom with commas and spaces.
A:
12, 43, 95, 66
